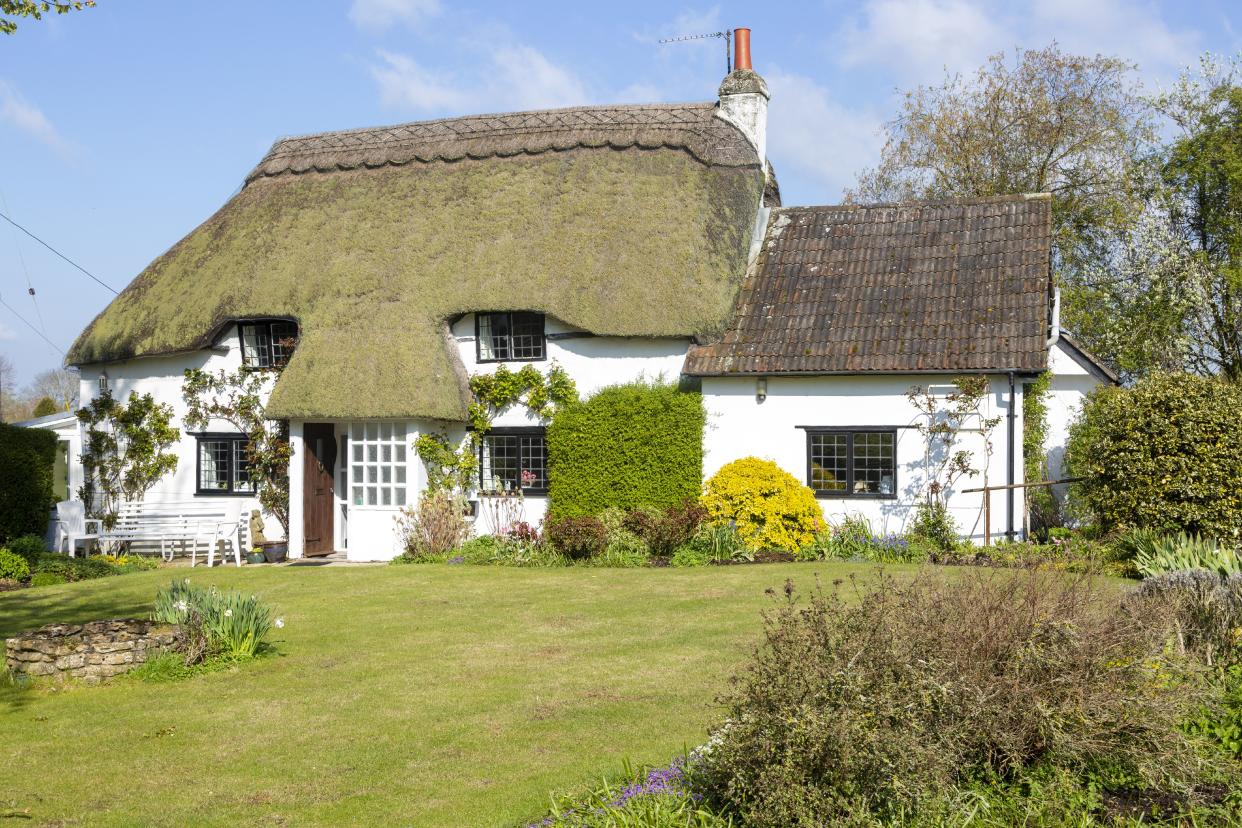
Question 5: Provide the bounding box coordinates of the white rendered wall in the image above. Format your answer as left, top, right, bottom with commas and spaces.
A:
1043, 339, 1109, 507
75, 328, 278, 546
700, 374, 1025, 544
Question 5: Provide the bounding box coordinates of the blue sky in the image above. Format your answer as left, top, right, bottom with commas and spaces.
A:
0, 0, 1238, 386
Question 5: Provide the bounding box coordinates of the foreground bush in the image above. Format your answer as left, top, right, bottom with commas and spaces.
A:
545, 515, 607, 560
531, 759, 730, 827
0, 422, 56, 544
1067, 373, 1242, 541
702, 458, 822, 552
1131, 532, 1242, 578
696, 570, 1232, 826
396, 492, 470, 561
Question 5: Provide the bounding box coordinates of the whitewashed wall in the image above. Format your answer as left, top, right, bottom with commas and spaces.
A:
75, 328, 277, 545
1043, 339, 1110, 507
700, 373, 1027, 544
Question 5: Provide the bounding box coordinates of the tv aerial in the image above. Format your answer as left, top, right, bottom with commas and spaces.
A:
658, 30, 733, 74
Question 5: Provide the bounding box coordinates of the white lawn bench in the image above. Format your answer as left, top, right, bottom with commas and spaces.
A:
98, 501, 246, 567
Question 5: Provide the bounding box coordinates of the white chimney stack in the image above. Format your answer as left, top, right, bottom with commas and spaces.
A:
715, 27, 769, 167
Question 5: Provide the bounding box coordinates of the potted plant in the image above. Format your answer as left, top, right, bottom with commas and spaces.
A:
259, 539, 288, 563
245, 547, 267, 565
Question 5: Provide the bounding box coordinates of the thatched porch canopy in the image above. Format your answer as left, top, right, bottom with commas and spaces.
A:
68, 103, 765, 420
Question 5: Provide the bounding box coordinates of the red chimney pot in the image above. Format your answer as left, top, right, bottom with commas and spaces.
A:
733, 27, 752, 71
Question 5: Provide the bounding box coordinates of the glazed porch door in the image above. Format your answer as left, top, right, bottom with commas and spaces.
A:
302, 423, 336, 556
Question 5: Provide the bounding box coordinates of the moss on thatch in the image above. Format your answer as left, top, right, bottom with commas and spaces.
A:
69, 146, 763, 420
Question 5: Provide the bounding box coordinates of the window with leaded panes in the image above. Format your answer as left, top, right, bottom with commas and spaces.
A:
349, 422, 408, 507
806, 429, 896, 497
476, 312, 546, 362
195, 434, 255, 495
239, 320, 298, 369
479, 429, 547, 494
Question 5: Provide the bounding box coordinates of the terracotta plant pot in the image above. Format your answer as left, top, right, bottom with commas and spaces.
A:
260, 541, 288, 563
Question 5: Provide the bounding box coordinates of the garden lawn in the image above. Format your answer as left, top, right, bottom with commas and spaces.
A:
1, 562, 907, 827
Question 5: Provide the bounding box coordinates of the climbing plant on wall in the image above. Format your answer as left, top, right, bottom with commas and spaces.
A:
415, 363, 578, 496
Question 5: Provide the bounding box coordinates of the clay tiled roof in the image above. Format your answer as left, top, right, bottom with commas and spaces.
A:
684, 195, 1053, 376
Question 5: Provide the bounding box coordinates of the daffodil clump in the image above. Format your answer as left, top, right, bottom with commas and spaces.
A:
153, 579, 279, 661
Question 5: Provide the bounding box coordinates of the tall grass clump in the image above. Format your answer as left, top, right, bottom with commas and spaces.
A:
695, 570, 1235, 827
153, 579, 277, 662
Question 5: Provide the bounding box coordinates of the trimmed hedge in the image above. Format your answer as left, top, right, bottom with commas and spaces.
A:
0, 422, 56, 544
547, 380, 705, 519
1067, 373, 1242, 540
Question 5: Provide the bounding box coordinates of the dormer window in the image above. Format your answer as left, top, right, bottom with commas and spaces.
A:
239, 320, 298, 369
476, 312, 545, 362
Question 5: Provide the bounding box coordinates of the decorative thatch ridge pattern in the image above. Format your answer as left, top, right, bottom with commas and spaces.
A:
69, 103, 765, 421
684, 195, 1053, 376
248, 103, 758, 180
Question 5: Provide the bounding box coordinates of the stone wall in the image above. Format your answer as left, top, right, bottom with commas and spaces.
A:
5, 619, 181, 684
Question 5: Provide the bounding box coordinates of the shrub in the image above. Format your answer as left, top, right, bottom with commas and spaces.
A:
670, 543, 713, 567
29, 572, 66, 588
0, 422, 56, 544
395, 491, 470, 561
547, 380, 705, 520
697, 570, 1225, 826
1132, 532, 1242, 578
592, 529, 651, 568
0, 548, 31, 582
1067, 373, 1242, 541
624, 500, 707, 557
6, 535, 46, 567
1133, 571, 1242, 668
534, 758, 730, 827
544, 515, 607, 560
32, 553, 117, 582
907, 500, 960, 551
702, 458, 823, 552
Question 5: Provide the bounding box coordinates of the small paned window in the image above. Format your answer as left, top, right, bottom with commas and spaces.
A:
196, 435, 255, 495
476, 312, 546, 362
239, 320, 298, 369
807, 429, 896, 497
479, 429, 547, 494
349, 422, 408, 507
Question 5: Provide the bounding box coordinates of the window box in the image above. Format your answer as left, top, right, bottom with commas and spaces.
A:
805, 428, 897, 498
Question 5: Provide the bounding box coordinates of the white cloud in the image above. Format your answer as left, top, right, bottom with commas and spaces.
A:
1029, 0, 1199, 78
369, 42, 589, 117
836, 0, 1010, 81
349, 0, 440, 33
0, 81, 74, 157
765, 69, 885, 202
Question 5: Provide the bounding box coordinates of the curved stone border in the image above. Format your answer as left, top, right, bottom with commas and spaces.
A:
5, 620, 182, 685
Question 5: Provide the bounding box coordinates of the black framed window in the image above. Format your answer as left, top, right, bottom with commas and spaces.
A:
239, 320, 298, 369
807, 429, 896, 498
478, 428, 548, 494
196, 434, 255, 496
476, 312, 546, 362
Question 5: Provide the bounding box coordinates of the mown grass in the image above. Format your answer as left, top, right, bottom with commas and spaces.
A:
1, 561, 910, 827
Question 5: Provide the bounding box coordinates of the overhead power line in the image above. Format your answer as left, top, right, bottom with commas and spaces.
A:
0, 210, 119, 295
0, 293, 66, 354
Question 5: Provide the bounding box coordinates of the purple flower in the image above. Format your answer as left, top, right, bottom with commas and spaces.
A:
447, 555, 464, 565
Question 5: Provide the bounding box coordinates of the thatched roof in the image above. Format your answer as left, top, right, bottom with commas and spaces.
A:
68, 103, 765, 420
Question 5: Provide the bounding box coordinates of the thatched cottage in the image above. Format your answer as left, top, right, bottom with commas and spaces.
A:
58, 30, 1112, 560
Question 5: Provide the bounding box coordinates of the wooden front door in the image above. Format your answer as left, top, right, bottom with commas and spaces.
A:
302, 423, 336, 556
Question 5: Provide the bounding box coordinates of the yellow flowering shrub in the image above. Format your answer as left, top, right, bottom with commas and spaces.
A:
702, 458, 823, 551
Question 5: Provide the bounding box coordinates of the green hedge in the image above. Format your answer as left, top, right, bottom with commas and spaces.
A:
0, 422, 57, 544
1066, 373, 1242, 540
547, 380, 704, 519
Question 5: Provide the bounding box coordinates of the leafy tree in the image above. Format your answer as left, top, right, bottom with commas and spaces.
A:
31, 395, 56, 417
182, 369, 292, 536
76, 391, 179, 529
850, 44, 1154, 275
1, 1, 94, 35
1154, 55, 1242, 380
